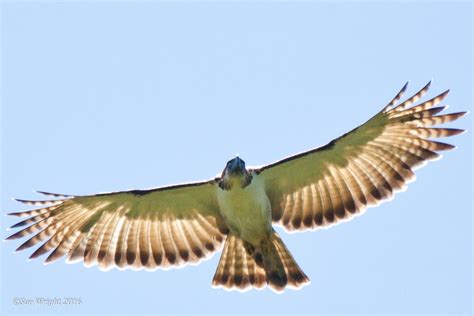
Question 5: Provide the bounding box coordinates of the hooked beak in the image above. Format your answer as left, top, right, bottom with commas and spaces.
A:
229, 157, 245, 175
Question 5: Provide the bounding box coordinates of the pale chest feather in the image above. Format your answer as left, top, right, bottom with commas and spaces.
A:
216, 176, 272, 245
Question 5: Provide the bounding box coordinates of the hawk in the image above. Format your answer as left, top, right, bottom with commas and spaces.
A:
5, 82, 467, 292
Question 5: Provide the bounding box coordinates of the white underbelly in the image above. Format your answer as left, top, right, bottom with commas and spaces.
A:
216, 177, 272, 245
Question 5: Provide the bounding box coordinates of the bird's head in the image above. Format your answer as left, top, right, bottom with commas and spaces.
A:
219, 156, 251, 190
223, 156, 246, 177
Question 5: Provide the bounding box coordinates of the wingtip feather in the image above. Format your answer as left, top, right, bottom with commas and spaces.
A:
424, 80, 432, 90
6, 212, 21, 217
35, 190, 73, 198
4, 233, 21, 241
452, 111, 469, 119
401, 81, 409, 92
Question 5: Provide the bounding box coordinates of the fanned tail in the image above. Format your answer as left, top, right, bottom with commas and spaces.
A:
261, 231, 309, 292
211, 232, 309, 292
211, 234, 266, 291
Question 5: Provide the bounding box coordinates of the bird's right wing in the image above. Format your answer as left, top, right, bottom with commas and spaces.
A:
6, 180, 228, 270
258, 82, 466, 232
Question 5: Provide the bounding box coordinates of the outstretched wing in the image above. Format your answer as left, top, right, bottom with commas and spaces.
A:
258, 82, 466, 232
6, 180, 228, 270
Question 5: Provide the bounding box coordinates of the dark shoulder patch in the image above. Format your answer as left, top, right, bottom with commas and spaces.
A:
316, 139, 337, 151
128, 190, 151, 197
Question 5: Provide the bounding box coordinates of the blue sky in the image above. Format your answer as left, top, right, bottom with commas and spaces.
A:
1, 1, 472, 315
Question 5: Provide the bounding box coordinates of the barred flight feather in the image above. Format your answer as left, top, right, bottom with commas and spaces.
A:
259, 82, 466, 232
6, 181, 227, 271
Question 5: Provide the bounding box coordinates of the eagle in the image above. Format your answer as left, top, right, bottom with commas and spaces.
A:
5, 82, 467, 292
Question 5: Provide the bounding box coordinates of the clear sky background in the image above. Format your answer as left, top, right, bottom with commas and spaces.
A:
1, 1, 472, 315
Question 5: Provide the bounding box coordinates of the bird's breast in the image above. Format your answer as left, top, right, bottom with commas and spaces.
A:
216, 176, 272, 245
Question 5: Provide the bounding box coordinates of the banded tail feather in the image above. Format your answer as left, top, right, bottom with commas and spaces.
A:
212, 234, 267, 291
212, 232, 309, 292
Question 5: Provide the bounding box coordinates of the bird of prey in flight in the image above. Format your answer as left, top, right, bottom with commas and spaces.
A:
5, 82, 467, 292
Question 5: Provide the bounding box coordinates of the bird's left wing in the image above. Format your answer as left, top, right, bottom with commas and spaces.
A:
257, 82, 466, 232
6, 180, 228, 270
